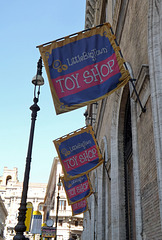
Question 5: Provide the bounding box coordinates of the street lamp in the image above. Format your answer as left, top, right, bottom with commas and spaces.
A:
55, 176, 61, 240
13, 57, 44, 240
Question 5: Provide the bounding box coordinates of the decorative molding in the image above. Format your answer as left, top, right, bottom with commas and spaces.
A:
85, 0, 96, 28
148, 0, 162, 230
112, 0, 129, 42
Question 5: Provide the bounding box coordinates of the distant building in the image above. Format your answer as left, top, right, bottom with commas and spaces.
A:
0, 196, 7, 240
0, 167, 47, 240
43, 157, 83, 240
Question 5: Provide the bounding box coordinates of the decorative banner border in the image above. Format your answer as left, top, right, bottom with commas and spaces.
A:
54, 125, 103, 180
38, 22, 130, 114
71, 198, 88, 216
61, 174, 93, 205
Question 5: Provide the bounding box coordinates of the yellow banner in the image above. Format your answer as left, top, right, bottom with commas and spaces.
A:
25, 202, 33, 232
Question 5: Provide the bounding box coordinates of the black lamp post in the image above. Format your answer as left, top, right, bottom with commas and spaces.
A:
55, 176, 61, 240
13, 57, 44, 240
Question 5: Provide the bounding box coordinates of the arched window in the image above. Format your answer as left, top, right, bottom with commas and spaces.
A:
6, 175, 12, 185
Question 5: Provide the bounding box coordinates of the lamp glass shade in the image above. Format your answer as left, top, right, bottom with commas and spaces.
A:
32, 75, 44, 86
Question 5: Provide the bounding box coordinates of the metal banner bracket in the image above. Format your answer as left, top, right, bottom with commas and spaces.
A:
130, 79, 146, 113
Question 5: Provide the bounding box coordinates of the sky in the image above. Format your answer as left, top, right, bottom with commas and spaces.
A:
0, 0, 87, 183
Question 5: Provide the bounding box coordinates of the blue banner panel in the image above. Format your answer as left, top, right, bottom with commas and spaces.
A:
61, 174, 92, 205
71, 199, 88, 216
39, 23, 130, 114
54, 126, 103, 179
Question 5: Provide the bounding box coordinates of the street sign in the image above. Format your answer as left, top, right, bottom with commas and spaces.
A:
42, 227, 56, 238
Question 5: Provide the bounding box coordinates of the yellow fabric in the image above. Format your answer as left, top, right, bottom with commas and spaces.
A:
25, 202, 33, 232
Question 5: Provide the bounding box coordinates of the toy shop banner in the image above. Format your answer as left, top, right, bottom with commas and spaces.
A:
38, 22, 130, 114
54, 125, 103, 180
71, 198, 88, 216
61, 174, 93, 205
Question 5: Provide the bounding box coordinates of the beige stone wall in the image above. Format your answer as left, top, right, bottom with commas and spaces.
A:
83, 0, 162, 239
119, 0, 149, 77
137, 96, 162, 238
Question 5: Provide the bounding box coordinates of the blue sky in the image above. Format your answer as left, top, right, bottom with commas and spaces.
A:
0, 1, 86, 183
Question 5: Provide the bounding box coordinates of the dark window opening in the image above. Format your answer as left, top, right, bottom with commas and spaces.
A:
124, 95, 136, 240
6, 175, 12, 185
75, 221, 78, 227
59, 220, 63, 226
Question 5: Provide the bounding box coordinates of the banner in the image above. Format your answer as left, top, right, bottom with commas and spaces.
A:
38, 22, 130, 114
54, 125, 103, 179
61, 174, 93, 205
30, 211, 42, 234
71, 198, 88, 216
25, 202, 33, 232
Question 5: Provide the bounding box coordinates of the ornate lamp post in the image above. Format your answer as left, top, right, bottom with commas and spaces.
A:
55, 176, 61, 240
13, 57, 44, 240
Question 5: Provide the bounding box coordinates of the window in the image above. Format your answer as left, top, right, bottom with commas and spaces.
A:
59, 200, 66, 210
59, 220, 63, 226
71, 235, 77, 239
38, 203, 44, 211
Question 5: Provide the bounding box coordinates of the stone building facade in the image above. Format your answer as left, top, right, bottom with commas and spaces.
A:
0, 167, 47, 240
0, 196, 7, 240
82, 0, 162, 240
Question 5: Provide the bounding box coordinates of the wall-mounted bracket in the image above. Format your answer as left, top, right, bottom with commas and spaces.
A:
130, 79, 146, 113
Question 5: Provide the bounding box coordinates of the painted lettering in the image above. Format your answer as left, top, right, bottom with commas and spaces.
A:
91, 64, 103, 82
55, 59, 116, 95
68, 188, 76, 197
64, 156, 78, 169
83, 70, 93, 84
79, 148, 97, 163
